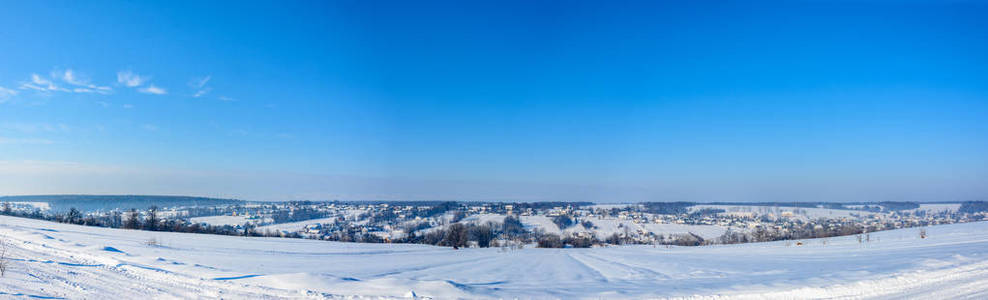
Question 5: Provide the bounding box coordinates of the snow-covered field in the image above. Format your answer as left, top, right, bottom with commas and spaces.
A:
515, 215, 728, 239
189, 215, 253, 226
585, 219, 728, 239
256, 217, 340, 233
1, 215, 987, 299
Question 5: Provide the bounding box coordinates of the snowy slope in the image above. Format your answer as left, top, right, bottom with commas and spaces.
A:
1, 215, 987, 299
581, 218, 728, 239
517, 215, 728, 239
256, 217, 341, 233
189, 215, 252, 226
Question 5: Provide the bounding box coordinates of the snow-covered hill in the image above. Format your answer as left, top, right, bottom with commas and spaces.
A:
1, 215, 986, 299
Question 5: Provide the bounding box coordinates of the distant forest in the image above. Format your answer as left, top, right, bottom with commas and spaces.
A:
0, 195, 243, 213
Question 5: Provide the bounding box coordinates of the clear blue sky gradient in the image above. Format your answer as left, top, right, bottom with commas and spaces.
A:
1, 1, 986, 202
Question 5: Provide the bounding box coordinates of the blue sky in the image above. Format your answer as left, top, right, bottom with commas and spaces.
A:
1, 1, 986, 202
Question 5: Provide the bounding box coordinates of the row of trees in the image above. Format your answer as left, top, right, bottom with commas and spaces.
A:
0, 205, 250, 237
404, 223, 496, 248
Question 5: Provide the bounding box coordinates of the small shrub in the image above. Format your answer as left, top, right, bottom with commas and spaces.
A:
580, 220, 596, 229
563, 235, 593, 248
537, 234, 563, 248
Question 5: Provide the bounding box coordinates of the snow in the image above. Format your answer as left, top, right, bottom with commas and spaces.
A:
520, 215, 728, 239
1, 215, 987, 299
189, 215, 251, 226
520, 215, 561, 233
692, 204, 878, 220
256, 217, 340, 233
459, 214, 505, 225
581, 218, 728, 239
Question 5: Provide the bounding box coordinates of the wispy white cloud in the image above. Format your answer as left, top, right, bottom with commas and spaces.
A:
58, 69, 113, 94
193, 88, 212, 98
18, 70, 112, 95
117, 70, 149, 87
20, 73, 70, 93
122, 104, 134, 109
117, 70, 166, 95
190, 76, 210, 89
141, 124, 159, 131
18, 83, 45, 92
189, 75, 212, 98
61, 69, 84, 85
139, 85, 167, 95
31, 74, 57, 88
0, 86, 17, 103
13, 68, 182, 100
218, 96, 236, 102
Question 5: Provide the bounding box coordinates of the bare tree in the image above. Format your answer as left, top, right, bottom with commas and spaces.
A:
468, 223, 494, 248
66, 207, 82, 224
124, 209, 141, 229
444, 223, 469, 249
146, 206, 159, 231
0, 238, 9, 277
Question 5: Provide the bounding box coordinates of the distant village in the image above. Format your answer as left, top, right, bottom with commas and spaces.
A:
2, 198, 987, 248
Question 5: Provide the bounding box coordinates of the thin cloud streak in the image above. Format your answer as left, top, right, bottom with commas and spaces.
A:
189, 75, 211, 97
58, 69, 112, 94
139, 85, 167, 95
21, 73, 69, 93
17, 70, 113, 95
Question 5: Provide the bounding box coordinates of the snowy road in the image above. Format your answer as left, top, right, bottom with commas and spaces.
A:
1, 215, 987, 299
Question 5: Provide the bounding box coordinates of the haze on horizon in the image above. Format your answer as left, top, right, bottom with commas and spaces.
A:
1, 1, 986, 202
